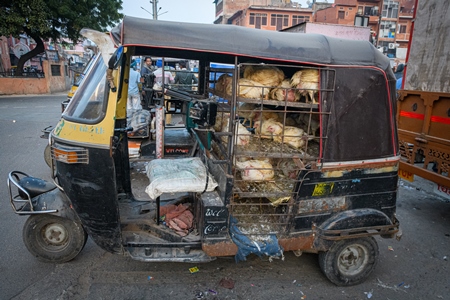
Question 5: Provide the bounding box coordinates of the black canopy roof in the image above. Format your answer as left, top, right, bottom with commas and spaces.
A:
111, 16, 390, 70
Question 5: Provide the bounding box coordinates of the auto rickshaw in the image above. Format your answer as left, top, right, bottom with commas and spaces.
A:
7, 16, 401, 286
63, 52, 98, 112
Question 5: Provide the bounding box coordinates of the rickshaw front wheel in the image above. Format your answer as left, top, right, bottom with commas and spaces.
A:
23, 215, 88, 263
318, 237, 379, 286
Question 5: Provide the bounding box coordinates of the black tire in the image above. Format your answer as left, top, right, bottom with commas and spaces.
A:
318, 237, 379, 286
23, 215, 88, 263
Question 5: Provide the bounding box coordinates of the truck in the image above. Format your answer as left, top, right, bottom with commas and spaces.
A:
397, 0, 450, 200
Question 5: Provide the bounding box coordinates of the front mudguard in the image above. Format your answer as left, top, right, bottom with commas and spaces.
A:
22, 189, 80, 222
313, 208, 400, 251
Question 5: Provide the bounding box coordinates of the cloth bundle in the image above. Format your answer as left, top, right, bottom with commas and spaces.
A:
160, 203, 194, 236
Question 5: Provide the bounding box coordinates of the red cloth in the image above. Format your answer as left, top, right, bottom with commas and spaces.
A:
160, 204, 194, 236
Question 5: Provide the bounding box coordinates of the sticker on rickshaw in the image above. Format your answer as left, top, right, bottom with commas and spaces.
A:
54, 120, 65, 136
312, 182, 334, 196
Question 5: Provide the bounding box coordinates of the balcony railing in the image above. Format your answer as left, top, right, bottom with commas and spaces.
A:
395, 33, 411, 41
369, 15, 380, 23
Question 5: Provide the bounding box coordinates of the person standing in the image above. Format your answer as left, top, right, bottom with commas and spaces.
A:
141, 57, 156, 109
141, 57, 155, 77
174, 61, 198, 91
153, 67, 175, 86
394, 63, 404, 80
127, 68, 142, 112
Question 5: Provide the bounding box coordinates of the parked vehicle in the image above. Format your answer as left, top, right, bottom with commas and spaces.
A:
7, 17, 400, 286
63, 53, 98, 112
397, 0, 450, 200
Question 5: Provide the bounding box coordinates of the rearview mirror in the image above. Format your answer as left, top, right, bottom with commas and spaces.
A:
108, 46, 124, 70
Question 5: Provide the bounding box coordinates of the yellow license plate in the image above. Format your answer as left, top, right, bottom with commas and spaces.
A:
398, 169, 414, 182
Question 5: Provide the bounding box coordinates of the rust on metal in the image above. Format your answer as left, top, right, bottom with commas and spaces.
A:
202, 241, 238, 257
297, 197, 347, 214
278, 235, 315, 252
316, 223, 400, 241
321, 159, 399, 173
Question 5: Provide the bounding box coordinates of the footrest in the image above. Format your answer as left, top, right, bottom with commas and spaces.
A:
126, 247, 215, 262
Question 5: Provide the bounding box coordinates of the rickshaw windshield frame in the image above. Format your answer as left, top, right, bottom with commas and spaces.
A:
73, 54, 97, 87
63, 54, 108, 124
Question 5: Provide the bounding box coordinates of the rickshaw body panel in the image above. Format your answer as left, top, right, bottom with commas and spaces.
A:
53, 142, 123, 254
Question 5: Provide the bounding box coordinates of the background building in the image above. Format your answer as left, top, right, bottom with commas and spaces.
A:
227, 5, 313, 29
214, 0, 312, 26
312, 0, 414, 64
282, 22, 371, 41
314, 0, 382, 45
378, 0, 414, 62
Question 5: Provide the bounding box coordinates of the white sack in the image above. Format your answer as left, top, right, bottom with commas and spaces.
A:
145, 157, 218, 199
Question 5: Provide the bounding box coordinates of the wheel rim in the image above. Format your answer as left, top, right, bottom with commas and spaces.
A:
337, 243, 369, 276
40, 222, 69, 249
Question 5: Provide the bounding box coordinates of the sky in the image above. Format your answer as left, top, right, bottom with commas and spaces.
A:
120, 0, 217, 24
119, 0, 320, 24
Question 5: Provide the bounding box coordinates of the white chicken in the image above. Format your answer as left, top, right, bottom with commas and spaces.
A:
214, 112, 230, 132
215, 74, 232, 94
226, 78, 269, 99
238, 105, 290, 129
221, 118, 250, 146
253, 118, 284, 140
269, 79, 299, 102
243, 65, 285, 88
253, 110, 282, 123
235, 159, 275, 181
273, 126, 308, 149
290, 69, 320, 104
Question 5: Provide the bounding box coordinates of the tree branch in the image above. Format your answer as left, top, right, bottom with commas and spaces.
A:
15, 28, 46, 76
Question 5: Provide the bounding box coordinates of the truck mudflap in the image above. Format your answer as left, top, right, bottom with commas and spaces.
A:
313, 208, 401, 251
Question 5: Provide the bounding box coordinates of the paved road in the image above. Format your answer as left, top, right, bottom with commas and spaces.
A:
0, 94, 449, 300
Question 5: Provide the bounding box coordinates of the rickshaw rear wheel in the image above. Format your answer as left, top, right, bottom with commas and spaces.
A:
23, 215, 88, 263
318, 237, 379, 286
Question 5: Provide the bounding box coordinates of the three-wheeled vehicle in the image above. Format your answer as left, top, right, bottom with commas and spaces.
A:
7, 17, 401, 286
63, 52, 98, 112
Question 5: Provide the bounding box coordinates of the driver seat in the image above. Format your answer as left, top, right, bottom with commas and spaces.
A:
18, 177, 57, 199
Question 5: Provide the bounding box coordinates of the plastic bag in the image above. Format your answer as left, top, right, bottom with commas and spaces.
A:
127, 109, 151, 138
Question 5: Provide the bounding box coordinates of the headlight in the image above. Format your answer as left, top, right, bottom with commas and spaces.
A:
52, 143, 89, 164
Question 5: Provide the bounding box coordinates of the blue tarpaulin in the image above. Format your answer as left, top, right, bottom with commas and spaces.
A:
229, 216, 284, 262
